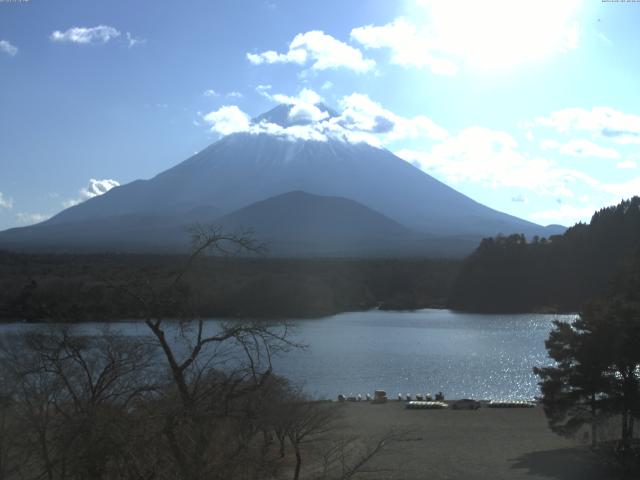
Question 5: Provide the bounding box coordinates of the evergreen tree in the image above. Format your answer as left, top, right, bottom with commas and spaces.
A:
534, 307, 612, 448
536, 296, 640, 452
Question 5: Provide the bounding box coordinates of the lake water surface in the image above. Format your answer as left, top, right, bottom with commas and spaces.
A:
0, 309, 575, 401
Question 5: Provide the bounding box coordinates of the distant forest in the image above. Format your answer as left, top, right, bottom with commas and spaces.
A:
450, 197, 640, 313
2, 197, 639, 322
0, 253, 459, 322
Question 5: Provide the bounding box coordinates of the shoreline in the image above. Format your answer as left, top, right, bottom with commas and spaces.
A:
0, 305, 579, 325
333, 397, 539, 405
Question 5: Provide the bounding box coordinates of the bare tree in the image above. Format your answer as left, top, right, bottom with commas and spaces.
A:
114, 224, 297, 480
0, 326, 156, 480
282, 397, 342, 480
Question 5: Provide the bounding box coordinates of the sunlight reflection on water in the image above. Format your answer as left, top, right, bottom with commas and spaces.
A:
271, 309, 576, 401
0, 309, 576, 401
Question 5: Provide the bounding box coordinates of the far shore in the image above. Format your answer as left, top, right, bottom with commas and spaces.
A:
0, 305, 579, 325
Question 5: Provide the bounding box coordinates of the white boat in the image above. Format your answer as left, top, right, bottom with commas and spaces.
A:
405, 401, 448, 410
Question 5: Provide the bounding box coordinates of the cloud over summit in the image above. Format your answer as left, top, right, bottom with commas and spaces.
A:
202, 88, 448, 147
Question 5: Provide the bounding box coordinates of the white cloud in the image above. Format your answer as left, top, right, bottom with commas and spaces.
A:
51, 25, 121, 44
251, 89, 333, 141
351, 19, 457, 75
601, 176, 640, 199
0, 40, 18, 57
338, 93, 448, 142
203, 106, 251, 135
81, 178, 119, 199
247, 30, 374, 72
272, 88, 323, 106
336, 93, 390, 133
202, 88, 448, 147
63, 178, 120, 208
321, 81, 333, 90
16, 212, 50, 225
540, 138, 620, 159
257, 122, 329, 142
255, 85, 272, 99
511, 194, 528, 203
126, 32, 146, 48
247, 50, 305, 65
0, 192, 13, 210
204, 89, 242, 99
396, 126, 598, 198
535, 107, 640, 144
531, 204, 596, 225
351, 0, 581, 73
290, 103, 329, 123
263, 88, 330, 124
617, 160, 637, 169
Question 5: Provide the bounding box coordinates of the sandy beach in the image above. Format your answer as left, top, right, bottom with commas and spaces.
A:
331, 401, 628, 480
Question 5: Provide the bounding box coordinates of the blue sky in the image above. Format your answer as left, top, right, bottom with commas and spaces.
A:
1, 0, 640, 230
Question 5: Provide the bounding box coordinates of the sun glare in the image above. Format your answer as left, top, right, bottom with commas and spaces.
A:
415, 0, 582, 71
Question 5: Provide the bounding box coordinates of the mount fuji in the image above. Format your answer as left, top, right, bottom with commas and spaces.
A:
0, 104, 564, 257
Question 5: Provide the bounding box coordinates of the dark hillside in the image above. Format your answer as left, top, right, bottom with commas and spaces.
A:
449, 197, 640, 312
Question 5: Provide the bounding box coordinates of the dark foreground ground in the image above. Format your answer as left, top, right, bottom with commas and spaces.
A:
333, 402, 629, 480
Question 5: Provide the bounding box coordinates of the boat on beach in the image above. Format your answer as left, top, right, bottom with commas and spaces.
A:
405, 401, 448, 410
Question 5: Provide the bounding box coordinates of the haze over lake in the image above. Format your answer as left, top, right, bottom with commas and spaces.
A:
0, 309, 576, 401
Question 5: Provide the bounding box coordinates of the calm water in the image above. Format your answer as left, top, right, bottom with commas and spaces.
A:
0, 309, 575, 401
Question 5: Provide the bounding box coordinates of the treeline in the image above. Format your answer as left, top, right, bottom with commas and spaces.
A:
0, 251, 460, 322
449, 197, 640, 313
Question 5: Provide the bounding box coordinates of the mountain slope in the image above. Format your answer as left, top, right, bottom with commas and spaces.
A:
0, 205, 222, 253
0, 192, 437, 256
43, 133, 558, 237
0, 104, 564, 256
214, 190, 423, 255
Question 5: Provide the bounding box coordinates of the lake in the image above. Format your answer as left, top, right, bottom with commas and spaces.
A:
0, 309, 575, 401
